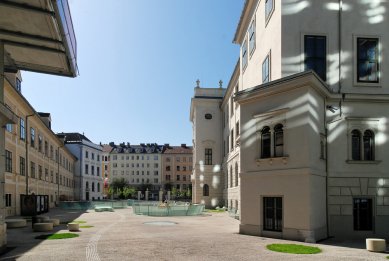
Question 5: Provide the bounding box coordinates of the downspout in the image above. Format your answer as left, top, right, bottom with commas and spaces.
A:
324, 99, 329, 239
338, 0, 343, 94
25, 114, 35, 195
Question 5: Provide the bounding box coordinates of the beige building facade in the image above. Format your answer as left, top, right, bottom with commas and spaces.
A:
161, 144, 193, 193
191, 0, 389, 242
4, 73, 76, 216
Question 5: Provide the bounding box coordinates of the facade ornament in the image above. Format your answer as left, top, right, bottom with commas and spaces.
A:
219, 80, 223, 88
196, 79, 200, 88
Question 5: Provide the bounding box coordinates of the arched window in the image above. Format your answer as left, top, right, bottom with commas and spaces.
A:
229, 166, 233, 188
235, 162, 239, 187
351, 130, 361, 160
363, 130, 374, 160
92, 182, 95, 192
261, 126, 271, 158
203, 184, 209, 196
97, 183, 100, 192
274, 124, 284, 157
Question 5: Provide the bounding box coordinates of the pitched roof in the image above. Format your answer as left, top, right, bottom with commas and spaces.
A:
57, 132, 91, 143
164, 146, 193, 154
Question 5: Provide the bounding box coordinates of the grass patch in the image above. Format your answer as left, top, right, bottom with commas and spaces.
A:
386, 256, 389, 259
266, 244, 321, 254
79, 225, 94, 228
71, 220, 87, 224
35, 233, 79, 240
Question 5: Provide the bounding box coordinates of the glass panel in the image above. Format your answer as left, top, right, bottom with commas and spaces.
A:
357, 38, 379, 82
351, 130, 361, 160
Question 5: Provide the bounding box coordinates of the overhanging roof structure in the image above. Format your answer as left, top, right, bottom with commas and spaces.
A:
0, 0, 77, 77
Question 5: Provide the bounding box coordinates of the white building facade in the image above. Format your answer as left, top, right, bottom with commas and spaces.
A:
191, 0, 389, 242
57, 133, 103, 201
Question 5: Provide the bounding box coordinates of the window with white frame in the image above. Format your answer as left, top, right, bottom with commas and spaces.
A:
357, 37, 379, 83
262, 53, 270, 83
249, 18, 256, 55
242, 39, 248, 70
265, 0, 275, 22
260, 123, 284, 159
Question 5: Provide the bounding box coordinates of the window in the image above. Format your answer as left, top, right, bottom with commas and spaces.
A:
154, 171, 158, 176
44, 141, 48, 156
30, 127, 35, 147
235, 163, 239, 187
19, 156, 25, 176
5, 123, 12, 133
166, 157, 170, 162
92, 153, 95, 160
6, 194, 12, 207
351, 130, 361, 160
16, 78, 21, 92
97, 183, 100, 192
304, 35, 327, 81
363, 130, 374, 160
242, 39, 248, 70
166, 166, 171, 171
97, 155, 100, 161
205, 113, 212, 120
230, 129, 234, 151
353, 198, 373, 231
97, 167, 100, 176
261, 127, 271, 158
274, 124, 284, 157
351, 129, 375, 161
85, 164, 89, 174
92, 182, 95, 192
183, 166, 186, 171
85, 151, 89, 158
38, 135, 42, 152
154, 155, 158, 160
229, 166, 233, 188
154, 163, 158, 168
205, 148, 212, 165
203, 184, 209, 196
30, 161, 36, 178
357, 38, 379, 83
176, 157, 180, 162
265, 0, 274, 21
5, 150, 12, 172
183, 175, 187, 181
263, 197, 282, 232
177, 166, 180, 171
262, 54, 270, 83
166, 175, 171, 181
91, 166, 95, 175
249, 19, 256, 54
236, 121, 240, 137
20, 118, 25, 140
38, 165, 42, 180
177, 175, 180, 181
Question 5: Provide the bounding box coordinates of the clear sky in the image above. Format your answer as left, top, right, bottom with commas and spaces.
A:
21, 0, 244, 146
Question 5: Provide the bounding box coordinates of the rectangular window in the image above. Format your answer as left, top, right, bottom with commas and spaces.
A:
357, 38, 379, 83
38, 135, 42, 152
5, 123, 12, 133
30, 127, 35, 147
5, 150, 12, 172
242, 39, 248, 70
154, 155, 158, 160
19, 156, 25, 176
20, 118, 25, 140
38, 165, 42, 180
177, 175, 180, 181
91, 166, 95, 175
263, 197, 282, 232
265, 0, 274, 21
262, 54, 270, 83
92, 153, 94, 160
5, 194, 12, 207
44, 141, 48, 156
205, 148, 212, 165
85, 151, 89, 158
230, 129, 234, 151
249, 19, 256, 54
97, 167, 100, 176
353, 198, 373, 231
85, 164, 89, 174
304, 35, 327, 81
30, 161, 36, 178
166, 175, 171, 181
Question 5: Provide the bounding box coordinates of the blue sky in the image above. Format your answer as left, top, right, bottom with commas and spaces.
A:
21, 0, 243, 145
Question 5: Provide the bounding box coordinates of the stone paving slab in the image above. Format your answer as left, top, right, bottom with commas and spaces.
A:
0, 208, 388, 260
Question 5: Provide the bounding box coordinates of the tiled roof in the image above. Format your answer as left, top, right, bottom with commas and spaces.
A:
57, 132, 91, 143
102, 144, 113, 153
164, 146, 193, 154
111, 143, 164, 154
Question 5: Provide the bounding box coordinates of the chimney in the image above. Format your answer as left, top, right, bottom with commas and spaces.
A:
181, 143, 186, 148
38, 112, 51, 129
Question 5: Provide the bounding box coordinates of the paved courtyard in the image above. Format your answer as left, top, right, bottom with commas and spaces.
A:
0, 207, 388, 260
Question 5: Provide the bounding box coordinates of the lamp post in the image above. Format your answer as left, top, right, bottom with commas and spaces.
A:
25, 113, 35, 195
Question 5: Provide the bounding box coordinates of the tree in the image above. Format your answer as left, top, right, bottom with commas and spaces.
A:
110, 178, 128, 191
123, 187, 136, 199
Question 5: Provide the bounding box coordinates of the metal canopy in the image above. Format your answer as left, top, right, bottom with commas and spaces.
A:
0, 0, 77, 77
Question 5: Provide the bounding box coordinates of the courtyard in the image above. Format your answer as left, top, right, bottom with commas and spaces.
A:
0, 207, 387, 260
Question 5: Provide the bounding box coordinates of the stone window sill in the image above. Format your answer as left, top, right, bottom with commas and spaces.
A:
256, 156, 289, 166
346, 160, 381, 164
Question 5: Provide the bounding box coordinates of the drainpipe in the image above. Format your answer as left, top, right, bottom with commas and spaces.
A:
25, 113, 35, 195
338, 0, 343, 94
324, 99, 329, 239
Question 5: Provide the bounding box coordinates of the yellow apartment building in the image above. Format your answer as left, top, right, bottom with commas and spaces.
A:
3, 73, 76, 216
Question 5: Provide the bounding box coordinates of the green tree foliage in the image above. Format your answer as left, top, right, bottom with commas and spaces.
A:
109, 178, 136, 199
